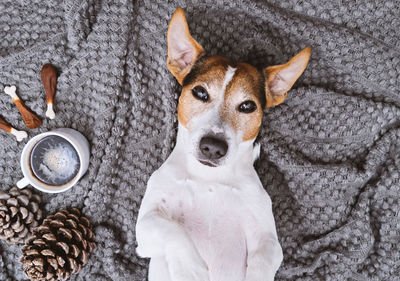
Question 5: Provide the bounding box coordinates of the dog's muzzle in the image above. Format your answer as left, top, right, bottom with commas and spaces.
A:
198, 135, 228, 167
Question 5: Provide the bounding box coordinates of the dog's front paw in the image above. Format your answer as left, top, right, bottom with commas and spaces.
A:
135, 243, 155, 258
166, 243, 209, 281
168, 254, 209, 281
135, 246, 145, 257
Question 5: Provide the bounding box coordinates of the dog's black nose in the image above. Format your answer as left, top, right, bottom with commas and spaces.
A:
199, 136, 228, 160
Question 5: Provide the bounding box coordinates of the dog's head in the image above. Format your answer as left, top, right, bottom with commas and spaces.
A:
168, 7, 311, 168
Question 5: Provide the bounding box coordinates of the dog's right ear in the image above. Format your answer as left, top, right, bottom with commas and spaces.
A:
167, 7, 204, 85
263, 47, 311, 108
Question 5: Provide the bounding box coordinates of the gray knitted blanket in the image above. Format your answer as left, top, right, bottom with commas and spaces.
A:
1, 0, 399, 280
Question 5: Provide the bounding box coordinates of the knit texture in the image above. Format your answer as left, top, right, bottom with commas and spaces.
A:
0, 0, 399, 280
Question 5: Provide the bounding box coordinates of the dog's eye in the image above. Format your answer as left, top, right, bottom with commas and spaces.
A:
192, 86, 209, 102
238, 100, 257, 113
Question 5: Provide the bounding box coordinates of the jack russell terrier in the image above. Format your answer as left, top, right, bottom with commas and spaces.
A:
135, 7, 311, 281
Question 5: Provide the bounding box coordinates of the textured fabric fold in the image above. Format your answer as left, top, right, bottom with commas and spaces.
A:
0, 0, 399, 280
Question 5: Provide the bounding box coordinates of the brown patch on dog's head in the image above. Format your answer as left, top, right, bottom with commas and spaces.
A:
222, 63, 265, 141
178, 56, 229, 127
177, 56, 265, 141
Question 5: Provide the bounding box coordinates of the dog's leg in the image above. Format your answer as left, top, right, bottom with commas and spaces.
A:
136, 210, 210, 281
245, 233, 283, 281
149, 257, 171, 281
165, 238, 210, 281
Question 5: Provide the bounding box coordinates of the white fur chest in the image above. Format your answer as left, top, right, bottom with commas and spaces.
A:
155, 175, 249, 281
137, 142, 282, 281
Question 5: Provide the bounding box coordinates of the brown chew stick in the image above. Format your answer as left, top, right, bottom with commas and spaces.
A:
4, 85, 42, 129
14, 100, 42, 129
40, 64, 57, 119
0, 116, 12, 133
0, 115, 28, 141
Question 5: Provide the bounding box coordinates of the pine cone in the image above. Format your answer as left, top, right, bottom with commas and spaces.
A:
0, 187, 43, 244
21, 208, 97, 281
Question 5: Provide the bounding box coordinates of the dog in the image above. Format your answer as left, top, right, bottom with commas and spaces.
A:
135, 7, 311, 281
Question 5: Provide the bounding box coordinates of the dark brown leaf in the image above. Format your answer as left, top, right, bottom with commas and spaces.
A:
71, 228, 83, 241
6, 198, 18, 207
68, 257, 79, 273
48, 257, 58, 270
70, 244, 80, 258
65, 218, 77, 229
41, 249, 55, 257
50, 219, 64, 228
43, 233, 57, 241
56, 241, 70, 254
80, 216, 90, 227
58, 227, 73, 240
56, 255, 65, 267
17, 195, 29, 206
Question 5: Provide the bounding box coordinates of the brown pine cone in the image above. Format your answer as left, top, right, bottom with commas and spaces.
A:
21, 208, 97, 281
0, 187, 43, 244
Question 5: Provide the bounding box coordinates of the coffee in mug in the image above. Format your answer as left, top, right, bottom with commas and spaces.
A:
17, 128, 90, 193
30, 135, 81, 186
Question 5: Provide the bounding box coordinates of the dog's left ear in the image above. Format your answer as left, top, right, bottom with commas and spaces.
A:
264, 47, 311, 108
167, 7, 205, 85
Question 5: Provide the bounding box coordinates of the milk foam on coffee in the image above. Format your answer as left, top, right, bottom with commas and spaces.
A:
30, 136, 80, 186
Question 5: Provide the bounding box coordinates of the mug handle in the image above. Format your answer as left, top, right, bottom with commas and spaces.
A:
17, 177, 30, 189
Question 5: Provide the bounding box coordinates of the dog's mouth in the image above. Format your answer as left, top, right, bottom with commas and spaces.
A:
198, 159, 218, 167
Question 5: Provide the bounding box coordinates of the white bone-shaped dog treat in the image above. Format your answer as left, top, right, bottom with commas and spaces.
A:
4, 85, 17, 99
45, 103, 55, 119
0, 116, 27, 142
11, 128, 28, 142
4, 85, 42, 129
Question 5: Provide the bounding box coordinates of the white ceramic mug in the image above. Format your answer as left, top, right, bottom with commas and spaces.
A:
17, 128, 90, 193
